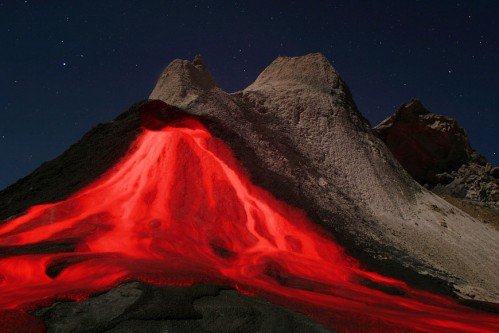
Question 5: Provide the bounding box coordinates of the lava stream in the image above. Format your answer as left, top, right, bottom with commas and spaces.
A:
0, 113, 497, 333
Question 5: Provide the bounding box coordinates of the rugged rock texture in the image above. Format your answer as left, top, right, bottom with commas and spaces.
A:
432, 162, 498, 205
374, 99, 473, 186
433, 160, 499, 228
150, 53, 499, 302
35, 282, 332, 333
374, 99, 498, 224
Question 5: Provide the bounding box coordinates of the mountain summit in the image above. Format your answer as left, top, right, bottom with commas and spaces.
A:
246, 52, 342, 92
149, 54, 217, 108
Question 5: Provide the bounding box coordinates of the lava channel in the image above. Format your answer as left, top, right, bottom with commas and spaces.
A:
0, 109, 497, 333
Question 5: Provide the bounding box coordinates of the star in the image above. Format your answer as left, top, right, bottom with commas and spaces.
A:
62, 62, 67, 67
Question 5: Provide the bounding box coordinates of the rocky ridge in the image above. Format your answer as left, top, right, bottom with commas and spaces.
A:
374, 99, 498, 224
433, 162, 498, 207
374, 99, 473, 186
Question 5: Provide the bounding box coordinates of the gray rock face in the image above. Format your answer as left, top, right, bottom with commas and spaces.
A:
150, 53, 499, 302
36, 282, 333, 333
433, 162, 499, 205
36, 282, 144, 333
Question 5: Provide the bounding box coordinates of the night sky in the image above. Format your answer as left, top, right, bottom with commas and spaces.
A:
0, 1, 497, 190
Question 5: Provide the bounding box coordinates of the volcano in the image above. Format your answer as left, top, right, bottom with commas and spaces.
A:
0, 54, 498, 333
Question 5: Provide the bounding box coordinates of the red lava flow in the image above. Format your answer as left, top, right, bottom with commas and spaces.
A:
0, 111, 497, 333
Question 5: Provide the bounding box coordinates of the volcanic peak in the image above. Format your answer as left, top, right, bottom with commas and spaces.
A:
245, 52, 343, 93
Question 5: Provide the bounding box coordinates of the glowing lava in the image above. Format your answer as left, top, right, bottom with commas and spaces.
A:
0, 109, 497, 333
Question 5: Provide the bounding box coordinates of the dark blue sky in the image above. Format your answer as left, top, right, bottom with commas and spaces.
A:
0, 0, 497, 190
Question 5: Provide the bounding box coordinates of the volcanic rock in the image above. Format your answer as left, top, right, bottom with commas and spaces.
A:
0, 100, 145, 220
374, 100, 498, 222
1, 53, 498, 309
150, 54, 216, 108
491, 167, 499, 179
150, 53, 499, 302
35, 282, 333, 333
432, 162, 499, 204
374, 99, 473, 186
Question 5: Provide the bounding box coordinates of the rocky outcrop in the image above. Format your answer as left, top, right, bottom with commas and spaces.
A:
35, 282, 332, 333
149, 53, 499, 302
149, 54, 216, 108
374, 99, 498, 209
433, 162, 498, 204
374, 99, 473, 186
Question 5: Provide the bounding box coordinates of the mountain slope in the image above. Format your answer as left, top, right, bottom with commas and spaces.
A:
1, 100, 497, 333
150, 53, 499, 302
374, 99, 474, 186
0, 53, 497, 333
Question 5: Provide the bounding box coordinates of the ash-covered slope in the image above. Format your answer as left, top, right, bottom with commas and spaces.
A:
1, 53, 498, 333
1, 53, 497, 307
150, 53, 499, 302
